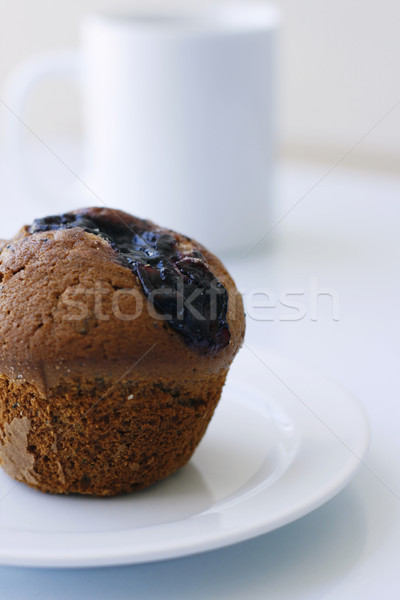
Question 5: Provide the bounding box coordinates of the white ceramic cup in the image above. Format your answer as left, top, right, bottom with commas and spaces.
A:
5, 4, 279, 253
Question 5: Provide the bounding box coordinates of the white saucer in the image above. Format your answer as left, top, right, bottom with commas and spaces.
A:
0, 346, 369, 568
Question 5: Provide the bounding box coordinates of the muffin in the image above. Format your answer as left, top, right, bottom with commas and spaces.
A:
0, 207, 245, 496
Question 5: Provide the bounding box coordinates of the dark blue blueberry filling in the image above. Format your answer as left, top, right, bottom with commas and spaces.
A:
29, 211, 230, 353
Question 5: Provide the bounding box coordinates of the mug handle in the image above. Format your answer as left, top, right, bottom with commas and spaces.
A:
3, 51, 82, 206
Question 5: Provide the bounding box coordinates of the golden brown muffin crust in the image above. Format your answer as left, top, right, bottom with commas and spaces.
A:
0, 369, 228, 495
0, 208, 245, 495
0, 208, 245, 394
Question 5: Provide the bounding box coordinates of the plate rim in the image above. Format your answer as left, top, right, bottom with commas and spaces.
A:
0, 347, 370, 568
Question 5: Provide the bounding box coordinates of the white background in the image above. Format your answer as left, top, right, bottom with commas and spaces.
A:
0, 0, 399, 171
0, 153, 399, 599
0, 1, 399, 598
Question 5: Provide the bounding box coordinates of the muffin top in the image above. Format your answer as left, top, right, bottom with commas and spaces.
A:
0, 207, 245, 394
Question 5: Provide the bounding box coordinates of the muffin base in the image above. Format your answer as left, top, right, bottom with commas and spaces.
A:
0, 371, 227, 496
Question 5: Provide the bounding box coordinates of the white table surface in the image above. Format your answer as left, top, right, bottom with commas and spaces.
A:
0, 150, 399, 599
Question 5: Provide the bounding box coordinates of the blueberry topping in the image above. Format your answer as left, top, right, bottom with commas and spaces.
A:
29, 211, 230, 353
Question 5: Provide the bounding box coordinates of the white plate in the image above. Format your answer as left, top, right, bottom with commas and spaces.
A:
0, 346, 369, 568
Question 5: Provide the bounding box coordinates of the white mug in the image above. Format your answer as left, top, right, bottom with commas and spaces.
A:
5, 3, 279, 253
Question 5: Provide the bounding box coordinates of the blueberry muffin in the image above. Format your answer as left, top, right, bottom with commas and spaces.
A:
0, 207, 245, 495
